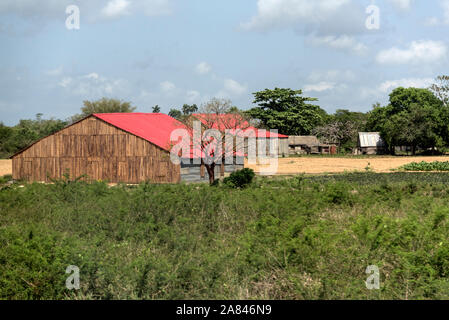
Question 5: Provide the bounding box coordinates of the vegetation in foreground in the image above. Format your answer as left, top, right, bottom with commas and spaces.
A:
1, 172, 449, 300
398, 161, 449, 172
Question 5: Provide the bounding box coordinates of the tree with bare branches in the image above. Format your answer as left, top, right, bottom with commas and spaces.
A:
430, 75, 449, 107
175, 98, 251, 184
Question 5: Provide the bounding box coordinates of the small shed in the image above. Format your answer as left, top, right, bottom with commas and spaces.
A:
356, 132, 386, 155
288, 136, 335, 155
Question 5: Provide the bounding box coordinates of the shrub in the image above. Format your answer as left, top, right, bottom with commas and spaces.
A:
0, 174, 12, 185
323, 182, 354, 206
2, 173, 449, 299
223, 168, 255, 189
398, 161, 449, 172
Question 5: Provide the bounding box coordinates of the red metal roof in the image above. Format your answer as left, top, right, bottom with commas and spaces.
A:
94, 113, 287, 158
94, 113, 186, 151
192, 113, 288, 138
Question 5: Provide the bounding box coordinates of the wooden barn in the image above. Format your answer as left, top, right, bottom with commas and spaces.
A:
11, 112, 290, 183
10, 113, 183, 184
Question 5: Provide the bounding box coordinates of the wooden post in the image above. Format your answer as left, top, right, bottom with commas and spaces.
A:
220, 163, 225, 177
200, 162, 205, 178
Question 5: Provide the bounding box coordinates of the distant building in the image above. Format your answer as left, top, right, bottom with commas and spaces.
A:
356, 132, 386, 155
288, 136, 336, 155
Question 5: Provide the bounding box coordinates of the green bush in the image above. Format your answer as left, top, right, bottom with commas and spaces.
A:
398, 161, 449, 172
223, 168, 255, 188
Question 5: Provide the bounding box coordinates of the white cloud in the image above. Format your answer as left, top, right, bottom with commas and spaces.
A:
137, 0, 172, 16
101, 0, 130, 18
223, 79, 247, 96
59, 77, 72, 88
388, 0, 412, 10
85, 73, 100, 80
423, 1, 449, 26
376, 40, 447, 65
195, 62, 212, 75
241, 0, 368, 41
160, 81, 176, 92
0, 0, 172, 24
242, 0, 350, 31
307, 70, 356, 83
307, 35, 368, 54
0, 0, 71, 18
303, 81, 335, 93
424, 17, 441, 26
378, 77, 434, 93
186, 90, 200, 102
443, 0, 449, 24
58, 72, 128, 96
45, 66, 63, 76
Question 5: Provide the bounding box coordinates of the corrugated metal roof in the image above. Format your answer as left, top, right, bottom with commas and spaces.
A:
358, 132, 385, 148
192, 114, 288, 139
95, 113, 185, 151
288, 136, 320, 146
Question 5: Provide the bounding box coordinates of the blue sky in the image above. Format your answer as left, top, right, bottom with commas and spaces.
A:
1, 0, 448, 125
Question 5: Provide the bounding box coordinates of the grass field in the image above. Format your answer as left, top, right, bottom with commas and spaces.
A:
1, 172, 449, 300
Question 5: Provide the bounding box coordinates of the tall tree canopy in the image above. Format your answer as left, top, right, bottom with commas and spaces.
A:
0, 114, 67, 158
168, 104, 199, 120
247, 88, 327, 135
366, 87, 446, 154
152, 105, 161, 113
182, 104, 198, 116
71, 98, 136, 123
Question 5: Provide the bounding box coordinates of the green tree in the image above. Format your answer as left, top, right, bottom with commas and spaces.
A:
71, 98, 136, 123
367, 88, 446, 155
247, 88, 327, 135
152, 105, 161, 113
182, 104, 198, 116
0, 114, 67, 158
168, 109, 183, 120
168, 104, 198, 120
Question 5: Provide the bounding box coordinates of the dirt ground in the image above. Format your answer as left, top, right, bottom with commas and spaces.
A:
3, 157, 449, 178
0, 160, 12, 176
245, 156, 449, 175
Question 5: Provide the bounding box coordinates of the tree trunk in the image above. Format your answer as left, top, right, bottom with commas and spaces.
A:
412, 145, 416, 156
390, 145, 395, 155
205, 163, 215, 185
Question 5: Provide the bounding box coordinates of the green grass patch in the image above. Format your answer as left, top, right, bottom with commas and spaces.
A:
398, 161, 449, 172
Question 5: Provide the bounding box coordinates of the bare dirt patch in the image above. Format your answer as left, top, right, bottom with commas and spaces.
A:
245, 156, 449, 175
0, 160, 12, 176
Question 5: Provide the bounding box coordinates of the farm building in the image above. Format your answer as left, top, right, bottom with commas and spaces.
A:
11, 113, 289, 183
180, 113, 289, 181
191, 113, 289, 158
11, 113, 183, 183
288, 136, 336, 155
355, 132, 386, 155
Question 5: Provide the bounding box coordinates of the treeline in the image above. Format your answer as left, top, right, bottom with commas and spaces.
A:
1, 75, 448, 158
0, 98, 136, 158
0, 115, 67, 159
